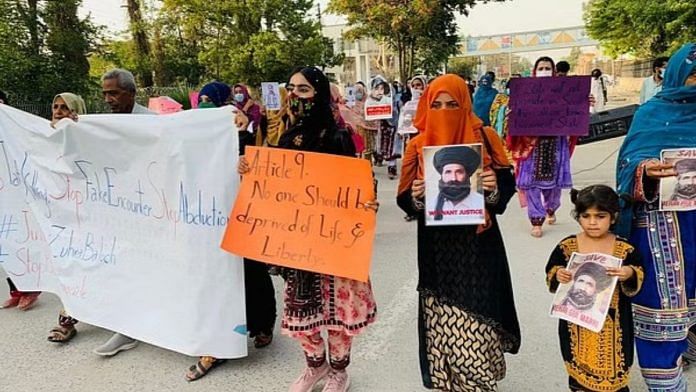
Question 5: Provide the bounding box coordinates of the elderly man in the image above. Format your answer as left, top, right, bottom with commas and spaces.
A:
92, 69, 154, 357
563, 262, 613, 311
429, 145, 484, 222
671, 159, 696, 201
102, 68, 153, 114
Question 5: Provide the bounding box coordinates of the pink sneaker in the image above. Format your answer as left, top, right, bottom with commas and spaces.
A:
289, 363, 330, 392
322, 370, 350, 392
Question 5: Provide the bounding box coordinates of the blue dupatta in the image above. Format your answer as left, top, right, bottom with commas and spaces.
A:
615, 43, 696, 236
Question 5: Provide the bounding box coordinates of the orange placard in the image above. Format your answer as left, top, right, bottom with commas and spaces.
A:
221, 146, 376, 282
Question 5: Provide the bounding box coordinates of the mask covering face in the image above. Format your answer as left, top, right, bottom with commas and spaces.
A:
234, 93, 245, 103
355, 92, 364, 101
289, 95, 314, 118
659, 68, 666, 79
536, 70, 553, 78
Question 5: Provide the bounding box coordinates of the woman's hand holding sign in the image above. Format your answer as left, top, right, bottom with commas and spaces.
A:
480, 168, 497, 192
238, 156, 250, 175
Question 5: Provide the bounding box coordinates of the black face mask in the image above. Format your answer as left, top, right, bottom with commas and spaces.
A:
438, 178, 471, 203
289, 95, 315, 118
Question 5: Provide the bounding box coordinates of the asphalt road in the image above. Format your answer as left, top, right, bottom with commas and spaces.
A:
1, 136, 693, 392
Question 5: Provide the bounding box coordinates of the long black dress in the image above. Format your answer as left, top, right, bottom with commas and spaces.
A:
397, 147, 521, 391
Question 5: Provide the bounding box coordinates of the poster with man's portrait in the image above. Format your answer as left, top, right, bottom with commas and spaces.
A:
423, 144, 485, 226
261, 82, 281, 111
660, 148, 696, 211
397, 100, 419, 135
364, 75, 393, 121
550, 253, 621, 333
345, 86, 356, 108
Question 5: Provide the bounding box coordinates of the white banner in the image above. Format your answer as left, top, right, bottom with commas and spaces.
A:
0, 105, 247, 358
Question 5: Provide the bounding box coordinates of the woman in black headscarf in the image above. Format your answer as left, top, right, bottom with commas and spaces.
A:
240, 67, 378, 392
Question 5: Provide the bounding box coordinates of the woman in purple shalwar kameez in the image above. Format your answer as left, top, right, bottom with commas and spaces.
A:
508, 57, 574, 238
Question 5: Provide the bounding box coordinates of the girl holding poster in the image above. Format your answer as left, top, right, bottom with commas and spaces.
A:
545, 185, 643, 392
397, 75, 520, 391
240, 66, 377, 392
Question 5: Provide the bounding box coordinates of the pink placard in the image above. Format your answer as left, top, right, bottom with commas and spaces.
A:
189, 91, 200, 109
148, 96, 183, 114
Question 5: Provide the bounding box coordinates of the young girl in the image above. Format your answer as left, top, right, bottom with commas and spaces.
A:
545, 185, 643, 391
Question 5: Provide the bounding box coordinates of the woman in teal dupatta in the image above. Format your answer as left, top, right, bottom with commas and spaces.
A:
616, 43, 696, 392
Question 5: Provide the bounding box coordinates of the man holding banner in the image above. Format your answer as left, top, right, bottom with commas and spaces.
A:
1, 73, 249, 364
92, 69, 156, 357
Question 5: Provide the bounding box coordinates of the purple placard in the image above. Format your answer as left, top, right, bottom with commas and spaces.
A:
508, 76, 591, 136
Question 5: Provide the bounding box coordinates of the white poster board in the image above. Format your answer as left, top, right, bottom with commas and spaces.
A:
345, 87, 356, 108
397, 99, 419, 134
0, 105, 247, 358
660, 148, 696, 211
364, 76, 393, 121
423, 144, 485, 226
549, 252, 621, 333
261, 82, 282, 111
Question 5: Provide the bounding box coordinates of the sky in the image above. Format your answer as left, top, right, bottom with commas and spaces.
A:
79, 0, 588, 38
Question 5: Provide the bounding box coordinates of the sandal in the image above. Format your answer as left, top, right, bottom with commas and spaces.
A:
1, 296, 20, 309
531, 226, 543, 238
48, 325, 77, 343
185, 356, 226, 382
17, 293, 40, 310
254, 333, 273, 349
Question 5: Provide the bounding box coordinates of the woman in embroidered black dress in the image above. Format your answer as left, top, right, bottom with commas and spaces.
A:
397, 74, 521, 391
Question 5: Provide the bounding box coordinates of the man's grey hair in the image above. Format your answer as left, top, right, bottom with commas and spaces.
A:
102, 68, 137, 93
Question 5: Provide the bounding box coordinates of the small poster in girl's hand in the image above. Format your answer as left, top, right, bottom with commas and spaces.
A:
660, 148, 696, 211
550, 252, 621, 333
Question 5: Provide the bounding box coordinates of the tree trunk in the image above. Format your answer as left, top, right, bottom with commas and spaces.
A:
408, 41, 415, 79
126, 0, 153, 87
15, 0, 41, 56
152, 22, 167, 86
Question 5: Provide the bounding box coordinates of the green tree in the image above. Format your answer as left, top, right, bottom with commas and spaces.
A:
562, 47, 582, 70
44, 0, 97, 95
126, 0, 154, 87
447, 57, 477, 78
153, 0, 342, 87
0, 0, 100, 103
328, 0, 504, 82
584, 0, 696, 57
